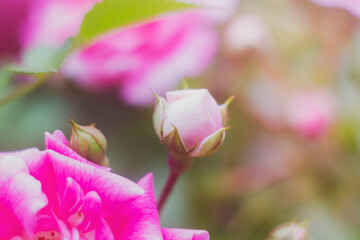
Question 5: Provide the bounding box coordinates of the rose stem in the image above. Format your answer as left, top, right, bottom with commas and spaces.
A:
157, 170, 181, 213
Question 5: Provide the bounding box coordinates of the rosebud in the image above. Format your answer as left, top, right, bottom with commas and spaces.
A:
267, 221, 309, 240
153, 89, 232, 160
69, 119, 109, 167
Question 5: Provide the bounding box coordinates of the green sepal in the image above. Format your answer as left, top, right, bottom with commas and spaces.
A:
191, 127, 229, 157
162, 124, 188, 155
219, 95, 234, 126
181, 79, 190, 89
152, 91, 167, 138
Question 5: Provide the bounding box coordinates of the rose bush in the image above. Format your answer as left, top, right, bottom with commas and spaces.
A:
0, 130, 209, 240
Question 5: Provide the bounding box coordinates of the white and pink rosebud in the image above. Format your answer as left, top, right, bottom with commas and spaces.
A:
267, 221, 309, 240
153, 89, 232, 159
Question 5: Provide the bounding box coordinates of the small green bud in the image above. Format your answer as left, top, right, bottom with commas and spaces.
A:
69, 119, 109, 167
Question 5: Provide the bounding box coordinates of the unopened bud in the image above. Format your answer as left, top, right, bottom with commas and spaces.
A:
69, 119, 109, 167
267, 221, 309, 240
153, 89, 231, 159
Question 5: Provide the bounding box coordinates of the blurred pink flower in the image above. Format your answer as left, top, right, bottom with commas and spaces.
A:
310, 0, 360, 18
21, 0, 101, 50
1, 0, 235, 106
223, 14, 272, 54
247, 80, 336, 138
0, 0, 31, 59
62, 14, 219, 106
267, 221, 309, 240
153, 89, 229, 157
286, 89, 336, 139
0, 0, 99, 59
0, 130, 209, 239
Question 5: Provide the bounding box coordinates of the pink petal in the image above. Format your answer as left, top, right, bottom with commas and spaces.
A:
45, 131, 110, 171
0, 156, 48, 238
45, 151, 144, 214
166, 89, 205, 104
109, 173, 163, 240
0, 148, 42, 164
62, 13, 218, 106
121, 15, 218, 106
96, 217, 115, 240
79, 191, 102, 232
59, 177, 84, 223
162, 228, 210, 240
163, 89, 223, 150
21, 0, 101, 49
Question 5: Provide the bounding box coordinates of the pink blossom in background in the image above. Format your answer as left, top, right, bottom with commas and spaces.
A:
62, 13, 219, 106
1, 0, 236, 106
223, 14, 272, 54
182, 0, 238, 22
0, 0, 31, 59
286, 89, 336, 139
0, 130, 209, 239
21, 0, 101, 50
247, 80, 336, 138
246, 79, 286, 130
0, 0, 99, 59
310, 0, 360, 18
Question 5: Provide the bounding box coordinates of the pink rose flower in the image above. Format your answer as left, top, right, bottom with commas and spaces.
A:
153, 89, 230, 158
310, 0, 360, 18
0, 130, 209, 239
62, 13, 218, 106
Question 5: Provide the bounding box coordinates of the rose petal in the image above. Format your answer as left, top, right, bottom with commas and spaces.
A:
162, 228, 210, 240
163, 89, 222, 149
109, 173, 163, 240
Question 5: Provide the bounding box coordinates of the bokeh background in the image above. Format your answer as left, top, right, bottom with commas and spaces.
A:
2, 0, 360, 239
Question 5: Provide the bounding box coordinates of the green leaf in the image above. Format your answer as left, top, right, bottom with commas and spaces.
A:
7, 38, 72, 74
0, 38, 72, 106
75, 0, 195, 46
0, 38, 72, 93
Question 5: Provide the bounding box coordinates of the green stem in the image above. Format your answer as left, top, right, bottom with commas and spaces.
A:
157, 154, 193, 213
0, 74, 50, 108
157, 170, 181, 213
